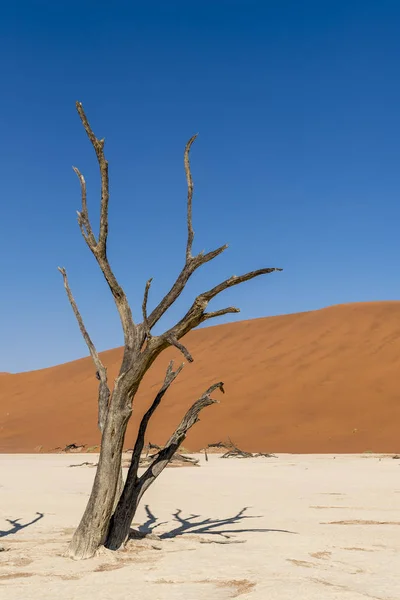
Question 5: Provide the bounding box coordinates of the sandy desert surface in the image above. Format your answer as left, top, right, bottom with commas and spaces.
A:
2, 302, 400, 455
0, 453, 399, 599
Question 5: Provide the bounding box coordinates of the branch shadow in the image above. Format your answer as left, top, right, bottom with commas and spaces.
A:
0, 512, 44, 538
136, 505, 296, 540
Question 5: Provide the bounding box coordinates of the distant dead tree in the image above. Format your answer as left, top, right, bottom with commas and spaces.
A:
58, 102, 282, 559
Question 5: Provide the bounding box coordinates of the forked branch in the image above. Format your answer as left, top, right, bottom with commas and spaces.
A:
126, 360, 184, 483
73, 102, 137, 367
75, 102, 109, 251
145, 244, 228, 337
160, 266, 283, 345
140, 133, 282, 351
58, 267, 110, 431
139, 135, 228, 341
137, 382, 224, 498
73, 167, 97, 249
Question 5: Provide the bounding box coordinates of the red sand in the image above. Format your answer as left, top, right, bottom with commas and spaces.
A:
1, 301, 400, 454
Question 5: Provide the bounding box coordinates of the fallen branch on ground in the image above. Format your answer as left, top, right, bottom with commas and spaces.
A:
135, 452, 200, 469
63, 443, 86, 453
206, 439, 277, 459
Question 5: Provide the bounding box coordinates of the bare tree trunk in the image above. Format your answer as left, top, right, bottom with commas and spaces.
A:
105, 482, 142, 551
106, 383, 223, 550
66, 387, 132, 559
113, 463, 124, 512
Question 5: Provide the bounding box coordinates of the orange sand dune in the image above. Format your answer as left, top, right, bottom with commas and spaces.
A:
1, 302, 400, 454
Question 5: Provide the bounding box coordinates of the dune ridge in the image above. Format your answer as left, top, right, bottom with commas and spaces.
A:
1, 301, 400, 453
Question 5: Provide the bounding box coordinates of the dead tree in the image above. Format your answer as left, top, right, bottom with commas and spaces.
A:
59, 101, 282, 559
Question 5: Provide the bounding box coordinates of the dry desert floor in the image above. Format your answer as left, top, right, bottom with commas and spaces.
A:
0, 453, 399, 599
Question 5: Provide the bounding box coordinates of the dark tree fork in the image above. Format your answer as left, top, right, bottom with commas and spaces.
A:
59, 101, 282, 560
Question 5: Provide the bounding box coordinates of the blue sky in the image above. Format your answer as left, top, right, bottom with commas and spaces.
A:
1, 0, 400, 372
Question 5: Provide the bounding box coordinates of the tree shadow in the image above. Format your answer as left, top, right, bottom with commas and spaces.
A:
0, 512, 44, 538
136, 505, 296, 540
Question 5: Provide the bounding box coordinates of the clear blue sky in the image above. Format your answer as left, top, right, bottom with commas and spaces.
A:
1, 0, 400, 373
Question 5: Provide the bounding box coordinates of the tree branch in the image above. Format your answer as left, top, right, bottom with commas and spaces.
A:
75, 102, 109, 251
145, 244, 227, 336
124, 361, 184, 488
74, 101, 138, 369
184, 134, 197, 260
73, 167, 97, 249
140, 137, 282, 349
142, 278, 153, 340
167, 336, 194, 363
58, 267, 110, 431
202, 307, 240, 321
136, 135, 228, 340
136, 382, 224, 499
160, 266, 283, 344
201, 268, 283, 303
